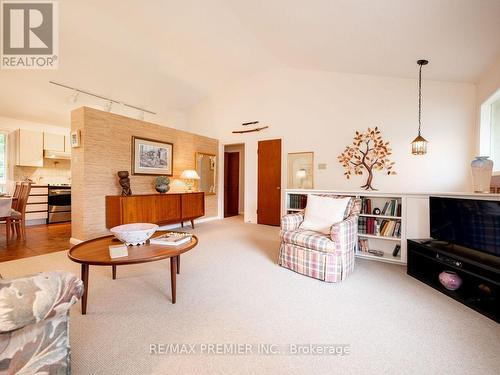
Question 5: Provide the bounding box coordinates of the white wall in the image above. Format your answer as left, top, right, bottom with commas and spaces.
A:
188, 68, 476, 223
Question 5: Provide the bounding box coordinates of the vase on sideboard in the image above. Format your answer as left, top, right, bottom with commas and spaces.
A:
471, 156, 493, 193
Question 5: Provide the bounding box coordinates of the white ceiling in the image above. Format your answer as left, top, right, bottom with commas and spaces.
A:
1, 0, 499, 128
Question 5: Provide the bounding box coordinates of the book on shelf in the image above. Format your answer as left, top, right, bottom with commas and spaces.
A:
358, 218, 401, 238
378, 199, 400, 217
358, 216, 367, 234
368, 249, 384, 257
289, 194, 307, 210
392, 244, 401, 257
150, 232, 192, 246
358, 239, 369, 252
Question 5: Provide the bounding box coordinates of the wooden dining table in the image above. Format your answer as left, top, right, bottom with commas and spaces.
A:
0, 196, 13, 217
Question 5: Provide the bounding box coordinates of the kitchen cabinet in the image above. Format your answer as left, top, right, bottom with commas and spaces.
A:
44, 133, 65, 151
16, 129, 44, 167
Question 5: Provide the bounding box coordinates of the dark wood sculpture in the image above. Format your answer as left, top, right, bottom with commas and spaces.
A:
117, 171, 132, 196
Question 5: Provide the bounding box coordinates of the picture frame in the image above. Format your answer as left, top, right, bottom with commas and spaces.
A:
132, 136, 173, 176
70, 130, 81, 148
287, 151, 314, 189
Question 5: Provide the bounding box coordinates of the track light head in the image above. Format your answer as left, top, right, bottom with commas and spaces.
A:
105, 101, 113, 112
69, 91, 79, 103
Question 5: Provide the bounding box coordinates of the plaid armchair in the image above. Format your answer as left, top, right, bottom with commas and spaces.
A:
0, 272, 83, 374
279, 196, 361, 282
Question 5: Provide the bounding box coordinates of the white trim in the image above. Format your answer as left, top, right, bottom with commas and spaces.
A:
157, 216, 221, 230
70, 216, 221, 244
479, 88, 500, 168
285, 188, 500, 199
70, 237, 83, 245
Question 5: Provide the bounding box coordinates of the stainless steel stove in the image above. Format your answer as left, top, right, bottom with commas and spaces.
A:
48, 184, 71, 223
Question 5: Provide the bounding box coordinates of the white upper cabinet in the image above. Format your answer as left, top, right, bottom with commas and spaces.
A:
43, 133, 65, 151
16, 129, 44, 167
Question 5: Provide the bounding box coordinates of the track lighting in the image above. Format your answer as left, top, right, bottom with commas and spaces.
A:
69, 90, 79, 103
105, 101, 113, 112
49, 81, 156, 115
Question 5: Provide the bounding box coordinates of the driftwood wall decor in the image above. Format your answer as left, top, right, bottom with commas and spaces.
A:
337, 127, 396, 190
232, 121, 269, 134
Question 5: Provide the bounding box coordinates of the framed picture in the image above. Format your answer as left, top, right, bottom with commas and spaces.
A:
132, 136, 173, 176
70, 130, 81, 148
287, 152, 314, 189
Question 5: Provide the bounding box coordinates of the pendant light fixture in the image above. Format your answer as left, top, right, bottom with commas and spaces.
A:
411, 59, 429, 155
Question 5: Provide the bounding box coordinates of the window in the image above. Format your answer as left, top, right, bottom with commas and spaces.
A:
480, 89, 500, 173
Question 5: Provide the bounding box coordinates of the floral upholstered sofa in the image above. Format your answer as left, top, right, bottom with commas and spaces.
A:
0, 272, 83, 374
279, 196, 361, 282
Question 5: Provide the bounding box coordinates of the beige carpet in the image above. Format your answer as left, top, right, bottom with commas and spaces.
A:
1, 216, 499, 375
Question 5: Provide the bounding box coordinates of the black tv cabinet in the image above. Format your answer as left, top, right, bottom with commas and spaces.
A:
407, 239, 500, 323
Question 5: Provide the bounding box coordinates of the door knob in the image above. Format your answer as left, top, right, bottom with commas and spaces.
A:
276, 187, 281, 190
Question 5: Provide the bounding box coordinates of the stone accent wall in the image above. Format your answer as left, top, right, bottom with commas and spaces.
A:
71, 107, 218, 240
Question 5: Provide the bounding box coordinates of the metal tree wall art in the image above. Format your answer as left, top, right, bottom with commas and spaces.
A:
338, 127, 396, 190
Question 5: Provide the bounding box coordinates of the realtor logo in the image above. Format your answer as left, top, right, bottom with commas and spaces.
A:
1, 1, 58, 69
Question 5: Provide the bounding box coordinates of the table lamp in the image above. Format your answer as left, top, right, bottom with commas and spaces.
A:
296, 169, 307, 189
180, 170, 200, 192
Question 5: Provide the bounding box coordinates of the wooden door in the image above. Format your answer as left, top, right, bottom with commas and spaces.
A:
257, 139, 281, 225
224, 152, 240, 217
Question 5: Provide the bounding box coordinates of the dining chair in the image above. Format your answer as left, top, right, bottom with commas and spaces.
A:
0, 197, 13, 241
10, 182, 31, 241
11, 182, 22, 211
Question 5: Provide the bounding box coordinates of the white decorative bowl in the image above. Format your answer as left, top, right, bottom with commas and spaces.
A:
110, 223, 159, 246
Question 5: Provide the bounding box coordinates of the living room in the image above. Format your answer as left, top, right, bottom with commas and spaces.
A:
1, 1, 499, 374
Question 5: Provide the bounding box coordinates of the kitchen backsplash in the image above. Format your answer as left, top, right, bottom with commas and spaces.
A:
14, 159, 71, 185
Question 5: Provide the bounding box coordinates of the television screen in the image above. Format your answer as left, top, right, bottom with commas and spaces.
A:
430, 197, 500, 257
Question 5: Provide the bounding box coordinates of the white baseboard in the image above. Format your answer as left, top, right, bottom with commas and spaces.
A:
158, 216, 220, 230
70, 237, 83, 245
71, 217, 221, 244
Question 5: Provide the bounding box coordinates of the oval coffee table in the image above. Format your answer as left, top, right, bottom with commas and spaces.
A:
68, 231, 198, 314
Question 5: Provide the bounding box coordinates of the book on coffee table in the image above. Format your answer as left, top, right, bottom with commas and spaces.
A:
149, 233, 192, 246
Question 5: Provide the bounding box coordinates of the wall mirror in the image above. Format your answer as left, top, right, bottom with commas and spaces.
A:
287, 152, 314, 189
195, 152, 217, 195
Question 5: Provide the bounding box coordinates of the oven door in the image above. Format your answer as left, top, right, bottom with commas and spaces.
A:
48, 189, 71, 207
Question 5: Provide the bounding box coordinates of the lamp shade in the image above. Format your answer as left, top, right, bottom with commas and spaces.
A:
296, 169, 307, 179
180, 169, 200, 180
411, 135, 428, 155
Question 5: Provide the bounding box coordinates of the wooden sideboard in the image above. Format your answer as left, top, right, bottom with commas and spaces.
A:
106, 192, 205, 229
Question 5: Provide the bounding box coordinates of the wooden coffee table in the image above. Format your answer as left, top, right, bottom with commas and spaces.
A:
68, 231, 198, 314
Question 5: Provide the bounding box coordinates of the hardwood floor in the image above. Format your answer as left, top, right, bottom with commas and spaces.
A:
0, 223, 72, 262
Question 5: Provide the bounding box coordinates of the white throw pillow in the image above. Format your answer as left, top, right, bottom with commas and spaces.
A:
299, 195, 351, 234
